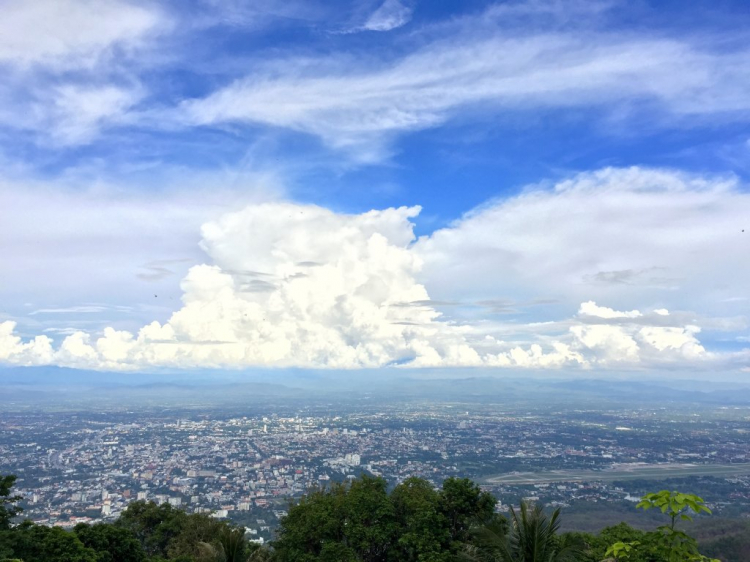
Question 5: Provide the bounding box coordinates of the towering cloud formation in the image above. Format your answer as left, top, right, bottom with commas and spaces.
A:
133, 203, 470, 369
1, 167, 747, 372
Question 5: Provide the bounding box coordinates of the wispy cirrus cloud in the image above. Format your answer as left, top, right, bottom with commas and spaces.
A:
176, 9, 750, 162
362, 0, 413, 32
137, 259, 194, 282
0, 0, 165, 146
0, 0, 163, 68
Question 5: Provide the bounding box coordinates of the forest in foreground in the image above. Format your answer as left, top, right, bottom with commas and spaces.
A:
2, 473, 747, 562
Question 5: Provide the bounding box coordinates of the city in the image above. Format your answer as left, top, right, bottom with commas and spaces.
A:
3, 387, 750, 543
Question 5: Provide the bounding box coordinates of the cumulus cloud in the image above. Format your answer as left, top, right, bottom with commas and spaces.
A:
579, 301, 642, 320
2, 168, 746, 372
570, 304, 706, 365
1, 204, 488, 370
416, 167, 750, 318
0, 322, 53, 366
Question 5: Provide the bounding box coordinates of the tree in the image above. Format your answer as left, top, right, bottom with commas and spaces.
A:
390, 477, 451, 562
196, 527, 248, 562
605, 490, 720, 562
246, 544, 275, 562
273, 475, 502, 561
565, 523, 650, 562
167, 512, 235, 561
273, 475, 396, 562
461, 501, 584, 562
438, 478, 495, 545
0, 476, 22, 531
460, 514, 509, 562
273, 481, 350, 560
115, 500, 189, 558
74, 522, 146, 562
341, 475, 396, 562
2, 520, 97, 562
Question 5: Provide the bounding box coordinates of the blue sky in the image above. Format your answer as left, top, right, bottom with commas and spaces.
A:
1, 0, 749, 375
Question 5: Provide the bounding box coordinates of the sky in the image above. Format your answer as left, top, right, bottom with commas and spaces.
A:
1, 0, 749, 376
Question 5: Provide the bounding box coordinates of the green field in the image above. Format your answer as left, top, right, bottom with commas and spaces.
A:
482, 463, 750, 485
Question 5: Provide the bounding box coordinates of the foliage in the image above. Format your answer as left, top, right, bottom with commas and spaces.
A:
565, 523, 652, 562
165, 513, 234, 561
117, 501, 190, 558
698, 526, 750, 562
390, 477, 451, 561
273, 475, 395, 562
439, 478, 496, 545
272, 480, 349, 560
196, 527, 248, 562
0, 474, 274, 562
459, 514, 509, 561
273, 475, 497, 561
461, 501, 584, 562
74, 522, 146, 562
5, 471, 747, 562
343, 475, 397, 561
0, 476, 22, 531
0, 520, 97, 562
605, 491, 720, 562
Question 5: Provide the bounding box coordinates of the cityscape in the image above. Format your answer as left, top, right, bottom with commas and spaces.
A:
4, 381, 750, 543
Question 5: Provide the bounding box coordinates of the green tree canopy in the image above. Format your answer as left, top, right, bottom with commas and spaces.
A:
1, 521, 97, 562
74, 522, 146, 562
390, 477, 451, 561
116, 501, 190, 558
439, 478, 496, 546
273, 475, 500, 562
0, 476, 22, 531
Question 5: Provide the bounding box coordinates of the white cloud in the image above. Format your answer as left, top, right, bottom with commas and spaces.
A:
0, 0, 162, 68
2, 203, 490, 370
0, 167, 281, 332
2, 170, 745, 371
570, 324, 639, 363
570, 309, 706, 366
40, 84, 143, 145
362, 0, 412, 32
179, 19, 750, 161
0, 321, 53, 366
416, 167, 750, 319
0, 81, 144, 147
0, 0, 164, 146
579, 301, 642, 320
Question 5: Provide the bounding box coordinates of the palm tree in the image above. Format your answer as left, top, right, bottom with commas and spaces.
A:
197, 527, 248, 562
461, 501, 584, 562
